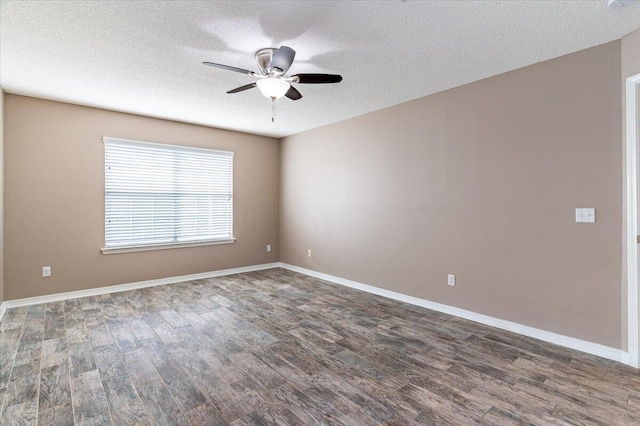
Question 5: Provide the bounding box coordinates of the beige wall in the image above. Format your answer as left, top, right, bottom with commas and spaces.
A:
280, 41, 623, 348
621, 28, 640, 351
622, 27, 640, 80
4, 95, 279, 300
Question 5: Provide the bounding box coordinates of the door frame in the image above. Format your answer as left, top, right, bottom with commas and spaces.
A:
626, 73, 640, 369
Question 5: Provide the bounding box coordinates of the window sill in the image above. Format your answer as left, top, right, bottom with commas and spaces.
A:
101, 238, 236, 254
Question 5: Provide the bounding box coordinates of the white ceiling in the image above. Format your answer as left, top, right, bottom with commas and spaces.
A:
1, 1, 640, 138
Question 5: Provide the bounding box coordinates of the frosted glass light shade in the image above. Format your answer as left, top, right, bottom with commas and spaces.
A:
256, 78, 290, 99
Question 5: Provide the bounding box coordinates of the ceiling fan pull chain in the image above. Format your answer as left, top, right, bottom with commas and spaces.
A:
272, 98, 276, 122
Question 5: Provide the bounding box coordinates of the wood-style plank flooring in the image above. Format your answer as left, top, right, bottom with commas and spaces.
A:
0, 268, 639, 425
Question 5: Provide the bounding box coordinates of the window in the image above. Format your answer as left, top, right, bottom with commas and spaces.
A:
102, 137, 234, 253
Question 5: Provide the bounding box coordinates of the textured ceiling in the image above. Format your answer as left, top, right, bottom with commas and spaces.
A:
1, 1, 640, 138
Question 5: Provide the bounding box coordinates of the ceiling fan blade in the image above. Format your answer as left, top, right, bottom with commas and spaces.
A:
285, 86, 303, 100
203, 62, 255, 75
294, 73, 343, 84
226, 83, 257, 94
270, 46, 296, 74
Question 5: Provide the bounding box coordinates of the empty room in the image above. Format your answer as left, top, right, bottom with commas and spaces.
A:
1, 0, 640, 424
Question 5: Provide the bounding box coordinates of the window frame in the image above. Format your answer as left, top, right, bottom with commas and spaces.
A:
101, 137, 235, 254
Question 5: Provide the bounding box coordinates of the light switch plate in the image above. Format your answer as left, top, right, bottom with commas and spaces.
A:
575, 208, 595, 223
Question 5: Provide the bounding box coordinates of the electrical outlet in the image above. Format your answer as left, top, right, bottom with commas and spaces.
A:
448, 274, 455, 286
266, 244, 272, 252
42, 266, 51, 278
308, 249, 312, 258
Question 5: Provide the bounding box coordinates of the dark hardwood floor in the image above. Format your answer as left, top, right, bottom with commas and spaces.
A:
0, 268, 639, 425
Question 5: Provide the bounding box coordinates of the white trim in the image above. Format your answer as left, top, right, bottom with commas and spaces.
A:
0, 90, 4, 326
0, 263, 279, 320
626, 73, 640, 369
101, 238, 236, 254
0, 261, 630, 364
278, 263, 628, 364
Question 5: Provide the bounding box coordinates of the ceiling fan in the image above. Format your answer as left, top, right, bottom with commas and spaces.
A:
203, 46, 342, 121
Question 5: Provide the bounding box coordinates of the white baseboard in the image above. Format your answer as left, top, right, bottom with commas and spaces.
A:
0, 261, 629, 366
278, 263, 629, 365
0, 262, 280, 321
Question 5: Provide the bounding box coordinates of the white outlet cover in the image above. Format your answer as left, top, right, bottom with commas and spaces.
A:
448, 274, 455, 286
42, 266, 51, 277
575, 208, 596, 223
266, 244, 271, 252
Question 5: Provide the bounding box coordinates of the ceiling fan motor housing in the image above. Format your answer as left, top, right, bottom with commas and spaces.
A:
255, 48, 279, 75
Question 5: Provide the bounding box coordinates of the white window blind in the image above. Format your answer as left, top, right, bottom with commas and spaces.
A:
104, 137, 234, 250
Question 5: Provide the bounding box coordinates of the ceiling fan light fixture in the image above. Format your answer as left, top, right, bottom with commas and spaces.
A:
256, 78, 290, 100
